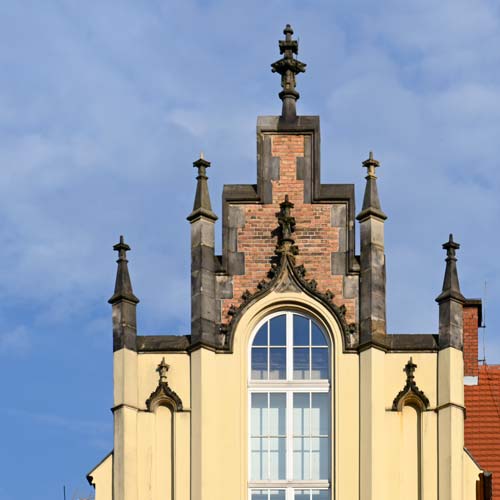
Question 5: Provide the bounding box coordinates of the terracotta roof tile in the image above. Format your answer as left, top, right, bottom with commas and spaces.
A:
465, 364, 500, 500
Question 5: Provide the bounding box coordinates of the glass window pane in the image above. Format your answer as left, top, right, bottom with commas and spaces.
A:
311, 348, 328, 379
270, 491, 285, 500
311, 393, 329, 436
252, 348, 268, 379
293, 393, 310, 436
311, 322, 327, 346
269, 437, 286, 479
270, 348, 286, 379
311, 490, 329, 500
294, 348, 309, 379
311, 437, 329, 480
251, 490, 268, 500
294, 491, 310, 500
254, 323, 268, 346
293, 436, 310, 480
251, 437, 267, 480
293, 315, 310, 346
270, 315, 286, 345
251, 393, 268, 436
269, 393, 286, 435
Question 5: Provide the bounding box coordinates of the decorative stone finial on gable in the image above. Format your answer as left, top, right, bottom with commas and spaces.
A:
436, 233, 465, 304
146, 357, 183, 412
108, 235, 139, 305
392, 357, 430, 410
271, 24, 307, 120
363, 151, 379, 178
157, 357, 170, 384
187, 155, 218, 222
277, 195, 296, 242
443, 233, 460, 259
357, 151, 387, 222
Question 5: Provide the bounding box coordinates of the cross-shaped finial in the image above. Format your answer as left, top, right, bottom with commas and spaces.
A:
404, 357, 417, 385
362, 151, 380, 178
193, 155, 211, 179
157, 357, 170, 384
113, 235, 131, 262
271, 25, 306, 119
443, 233, 460, 259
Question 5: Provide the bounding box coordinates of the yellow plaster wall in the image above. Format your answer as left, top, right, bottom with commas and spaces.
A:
383, 352, 439, 499
88, 452, 112, 500
94, 296, 482, 500
224, 290, 359, 500
463, 449, 482, 499
137, 352, 191, 500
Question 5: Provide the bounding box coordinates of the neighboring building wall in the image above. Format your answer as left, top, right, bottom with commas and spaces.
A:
463, 300, 500, 500
466, 364, 500, 500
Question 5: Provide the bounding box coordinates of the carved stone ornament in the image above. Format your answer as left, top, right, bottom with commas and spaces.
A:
145, 357, 183, 412
220, 195, 358, 352
392, 357, 430, 411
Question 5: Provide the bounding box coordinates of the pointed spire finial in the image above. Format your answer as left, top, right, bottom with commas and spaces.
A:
356, 151, 387, 221
114, 235, 130, 262
109, 235, 139, 304
436, 233, 465, 303
271, 24, 307, 120
443, 233, 460, 259
157, 357, 170, 384
187, 155, 218, 222
363, 151, 380, 178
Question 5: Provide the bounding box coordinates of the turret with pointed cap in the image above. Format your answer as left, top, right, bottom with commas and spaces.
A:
271, 24, 306, 120
436, 234, 465, 349
357, 152, 387, 346
188, 155, 219, 349
109, 235, 139, 351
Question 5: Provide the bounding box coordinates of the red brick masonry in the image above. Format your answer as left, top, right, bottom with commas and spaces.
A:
464, 302, 500, 499
221, 134, 356, 324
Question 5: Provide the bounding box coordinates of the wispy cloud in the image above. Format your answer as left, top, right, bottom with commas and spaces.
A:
0, 326, 31, 355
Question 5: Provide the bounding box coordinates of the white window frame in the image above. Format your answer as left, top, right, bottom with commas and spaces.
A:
248, 310, 332, 500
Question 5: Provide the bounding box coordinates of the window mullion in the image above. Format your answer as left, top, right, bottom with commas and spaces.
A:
286, 312, 292, 381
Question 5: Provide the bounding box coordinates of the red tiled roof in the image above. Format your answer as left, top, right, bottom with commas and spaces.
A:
465, 364, 500, 500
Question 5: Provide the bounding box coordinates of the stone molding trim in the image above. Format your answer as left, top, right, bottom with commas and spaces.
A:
145, 358, 183, 412
392, 357, 430, 411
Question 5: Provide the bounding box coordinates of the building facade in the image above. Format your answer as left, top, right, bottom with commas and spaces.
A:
88, 26, 491, 500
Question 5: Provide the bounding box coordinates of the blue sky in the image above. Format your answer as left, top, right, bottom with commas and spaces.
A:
1, 1, 500, 498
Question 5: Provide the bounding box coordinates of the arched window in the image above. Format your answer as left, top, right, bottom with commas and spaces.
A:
248, 311, 331, 500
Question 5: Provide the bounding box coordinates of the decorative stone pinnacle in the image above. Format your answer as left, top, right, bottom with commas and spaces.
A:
271, 24, 307, 120
277, 194, 296, 242
443, 233, 460, 260
392, 357, 429, 410
193, 155, 211, 178
108, 235, 139, 304
187, 154, 218, 222
113, 235, 130, 262
362, 151, 380, 178
436, 233, 464, 304
356, 151, 387, 221
157, 357, 170, 384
